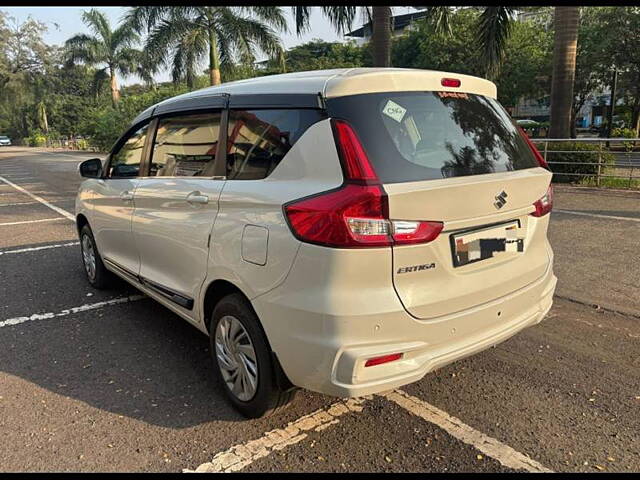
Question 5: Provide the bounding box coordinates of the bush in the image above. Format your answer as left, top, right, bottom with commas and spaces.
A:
25, 131, 47, 147
539, 141, 614, 183
611, 127, 637, 152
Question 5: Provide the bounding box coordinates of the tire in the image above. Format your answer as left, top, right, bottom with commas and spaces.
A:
209, 293, 296, 418
79, 224, 113, 289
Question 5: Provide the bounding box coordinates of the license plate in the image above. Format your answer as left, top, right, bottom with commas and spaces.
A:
451, 220, 524, 267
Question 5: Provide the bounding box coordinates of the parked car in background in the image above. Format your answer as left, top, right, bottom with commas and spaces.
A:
75, 68, 556, 418
0, 136, 12, 146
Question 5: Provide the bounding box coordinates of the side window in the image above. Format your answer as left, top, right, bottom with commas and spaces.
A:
226, 109, 325, 180
108, 123, 148, 178
150, 112, 221, 177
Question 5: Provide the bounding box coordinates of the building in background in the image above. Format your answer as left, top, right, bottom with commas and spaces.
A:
345, 10, 429, 46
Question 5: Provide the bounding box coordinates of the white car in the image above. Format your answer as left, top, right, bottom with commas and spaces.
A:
0, 136, 12, 146
76, 68, 556, 418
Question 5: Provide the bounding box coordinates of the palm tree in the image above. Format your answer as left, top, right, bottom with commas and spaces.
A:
125, 7, 287, 86
293, 7, 515, 76
372, 7, 392, 67
65, 9, 141, 106
549, 7, 580, 138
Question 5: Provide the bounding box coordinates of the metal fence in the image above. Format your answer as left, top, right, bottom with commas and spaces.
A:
530, 137, 640, 188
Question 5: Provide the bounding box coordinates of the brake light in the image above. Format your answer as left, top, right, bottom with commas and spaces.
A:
531, 185, 553, 217
364, 353, 403, 367
283, 119, 443, 248
517, 126, 548, 169
441, 78, 461, 88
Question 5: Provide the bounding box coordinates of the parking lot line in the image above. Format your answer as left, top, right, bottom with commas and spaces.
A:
0, 217, 67, 226
187, 397, 370, 473
0, 175, 75, 221
382, 390, 552, 473
0, 241, 79, 256
0, 294, 145, 329
0, 201, 42, 207
554, 208, 640, 223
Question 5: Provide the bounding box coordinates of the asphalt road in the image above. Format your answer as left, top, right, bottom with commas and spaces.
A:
1, 147, 639, 473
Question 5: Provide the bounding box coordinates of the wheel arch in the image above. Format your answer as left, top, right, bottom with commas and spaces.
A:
202, 278, 295, 391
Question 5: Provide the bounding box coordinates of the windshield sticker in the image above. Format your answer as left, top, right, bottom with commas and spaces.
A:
438, 91, 469, 99
382, 100, 407, 123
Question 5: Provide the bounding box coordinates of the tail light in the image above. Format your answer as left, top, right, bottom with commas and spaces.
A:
283, 119, 443, 248
517, 126, 548, 169
531, 185, 553, 217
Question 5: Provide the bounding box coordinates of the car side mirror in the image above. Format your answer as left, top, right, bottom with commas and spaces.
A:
79, 158, 103, 178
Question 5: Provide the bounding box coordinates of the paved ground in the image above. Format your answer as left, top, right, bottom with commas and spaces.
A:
1, 146, 639, 473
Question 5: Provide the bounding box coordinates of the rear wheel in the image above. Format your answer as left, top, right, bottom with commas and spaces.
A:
79, 224, 113, 289
209, 293, 296, 418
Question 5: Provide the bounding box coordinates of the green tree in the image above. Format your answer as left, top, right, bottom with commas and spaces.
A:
392, 9, 552, 109
65, 9, 141, 106
125, 6, 287, 86
593, 7, 640, 135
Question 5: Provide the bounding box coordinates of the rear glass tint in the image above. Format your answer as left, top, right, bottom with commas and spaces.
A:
327, 92, 538, 184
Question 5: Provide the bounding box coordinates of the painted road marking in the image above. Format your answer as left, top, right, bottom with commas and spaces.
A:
0, 294, 146, 329
554, 209, 640, 223
383, 390, 552, 473
0, 175, 74, 221
0, 217, 67, 226
0, 201, 44, 207
0, 241, 79, 256
187, 397, 370, 473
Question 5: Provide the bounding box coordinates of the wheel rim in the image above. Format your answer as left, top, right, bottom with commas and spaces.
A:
214, 315, 258, 402
81, 234, 96, 281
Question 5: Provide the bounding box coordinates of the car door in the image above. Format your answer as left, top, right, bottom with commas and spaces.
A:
131, 111, 225, 318
91, 122, 150, 277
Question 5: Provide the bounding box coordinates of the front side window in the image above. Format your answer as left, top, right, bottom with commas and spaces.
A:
226, 109, 325, 180
150, 112, 221, 177
108, 123, 149, 178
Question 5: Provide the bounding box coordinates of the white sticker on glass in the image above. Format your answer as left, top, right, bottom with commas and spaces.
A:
382, 100, 407, 123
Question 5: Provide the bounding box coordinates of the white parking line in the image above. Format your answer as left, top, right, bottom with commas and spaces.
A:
554, 209, 640, 223
0, 241, 79, 256
0, 175, 74, 221
0, 294, 146, 329
0, 201, 41, 207
187, 397, 370, 473
0, 217, 67, 226
383, 390, 552, 473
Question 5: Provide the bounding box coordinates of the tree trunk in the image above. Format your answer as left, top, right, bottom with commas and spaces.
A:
549, 7, 580, 138
209, 28, 221, 86
109, 68, 120, 106
372, 6, 392, 67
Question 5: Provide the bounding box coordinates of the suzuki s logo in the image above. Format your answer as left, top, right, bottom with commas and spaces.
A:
494, 190, 508, 209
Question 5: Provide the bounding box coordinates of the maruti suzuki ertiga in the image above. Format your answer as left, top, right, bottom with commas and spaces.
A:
76, 68, 556, 418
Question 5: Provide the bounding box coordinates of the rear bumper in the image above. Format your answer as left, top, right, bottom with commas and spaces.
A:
253, 257, 556, 398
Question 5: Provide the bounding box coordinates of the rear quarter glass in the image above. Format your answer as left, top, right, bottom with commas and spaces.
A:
326, 91, 539, 184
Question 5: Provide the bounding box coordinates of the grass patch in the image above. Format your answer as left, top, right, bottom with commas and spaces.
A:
577, 175, 640, 189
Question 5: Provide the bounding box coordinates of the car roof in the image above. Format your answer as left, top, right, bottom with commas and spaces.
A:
132, 68, 497, 126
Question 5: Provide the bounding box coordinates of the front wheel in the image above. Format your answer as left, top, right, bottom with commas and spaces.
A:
79, 224, 113, 289
209, 293, 296, 418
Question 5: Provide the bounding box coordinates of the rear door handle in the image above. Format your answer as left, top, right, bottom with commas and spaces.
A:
186, 191, 209, 205
120, 190, 134, 202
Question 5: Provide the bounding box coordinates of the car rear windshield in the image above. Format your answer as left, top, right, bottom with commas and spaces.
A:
326, 91, 539, 184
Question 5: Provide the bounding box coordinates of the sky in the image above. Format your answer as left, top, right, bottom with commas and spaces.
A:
1, 6, 411, 85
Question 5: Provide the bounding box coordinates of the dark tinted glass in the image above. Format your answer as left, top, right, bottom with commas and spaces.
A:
327, 92, 538, 184
109, 124, 148, 178
226, 109, 325, 180
150, 112, 221, 177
